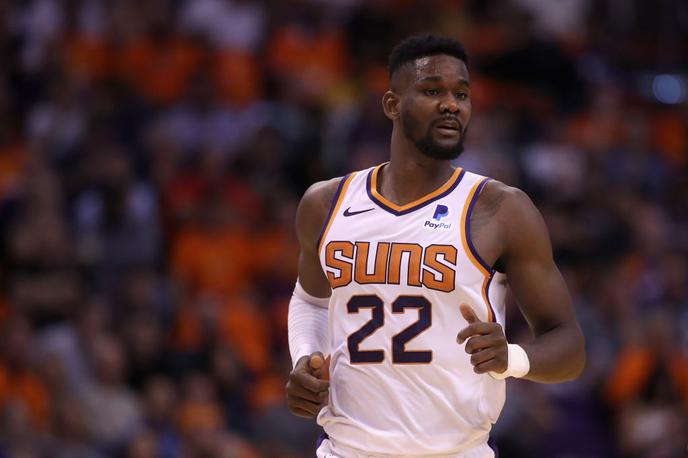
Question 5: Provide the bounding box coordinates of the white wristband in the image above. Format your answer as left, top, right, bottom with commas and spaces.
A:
489, 344, 530, 380
288, 281, 330, 367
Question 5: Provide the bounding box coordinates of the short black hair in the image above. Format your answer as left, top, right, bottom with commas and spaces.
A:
388, 34, 468, 78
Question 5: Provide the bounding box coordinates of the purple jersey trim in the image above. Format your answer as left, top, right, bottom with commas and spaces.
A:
464, 178, 493, 273
316, 174, 351, 251
464, 178, 497, 322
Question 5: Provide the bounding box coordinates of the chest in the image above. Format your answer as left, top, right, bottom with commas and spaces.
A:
319, 167, 500, 290
322, 198, 482, 293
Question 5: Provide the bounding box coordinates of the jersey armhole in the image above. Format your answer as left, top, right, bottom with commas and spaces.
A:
316, 173, 357, 255
460, 177, 498, 322
462, 177, 494, 274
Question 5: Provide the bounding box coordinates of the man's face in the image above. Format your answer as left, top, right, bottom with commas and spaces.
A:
396, 54, 471, 160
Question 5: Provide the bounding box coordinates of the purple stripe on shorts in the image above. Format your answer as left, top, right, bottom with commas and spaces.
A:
488, 435, 499, 457
314, 432, 329, 457
314, 432, 497, 457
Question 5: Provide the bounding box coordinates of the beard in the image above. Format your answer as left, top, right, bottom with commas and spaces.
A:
401, 111, 466, 160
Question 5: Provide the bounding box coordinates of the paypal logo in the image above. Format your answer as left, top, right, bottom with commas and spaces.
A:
424, 220, 452, 230
432, 205, 449, 221
425, 205, 451, 230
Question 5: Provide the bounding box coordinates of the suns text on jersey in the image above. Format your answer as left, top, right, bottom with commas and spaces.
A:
324, 241, 456, 292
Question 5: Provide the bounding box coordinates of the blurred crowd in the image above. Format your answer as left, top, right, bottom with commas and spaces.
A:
0, 0, 687, 457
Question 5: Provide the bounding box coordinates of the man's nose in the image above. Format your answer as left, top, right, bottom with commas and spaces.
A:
439, 95, 459, 113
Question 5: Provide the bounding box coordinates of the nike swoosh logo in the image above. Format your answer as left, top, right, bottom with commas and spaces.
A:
343, 207, 374, 217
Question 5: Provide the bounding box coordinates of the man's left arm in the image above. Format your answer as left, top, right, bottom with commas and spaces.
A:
459, 183, 586, 383
501, 187, 586, 382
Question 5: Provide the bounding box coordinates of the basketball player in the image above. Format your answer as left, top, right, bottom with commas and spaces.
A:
286, 34, 585, 458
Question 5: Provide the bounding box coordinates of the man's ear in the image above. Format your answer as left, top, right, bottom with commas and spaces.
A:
382, 90, 400, 120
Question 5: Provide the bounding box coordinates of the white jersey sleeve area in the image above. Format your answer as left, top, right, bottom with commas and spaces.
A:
316, 164, 507, 456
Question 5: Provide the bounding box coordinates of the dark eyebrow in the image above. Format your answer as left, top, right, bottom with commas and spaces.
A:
418, 76, 470, 86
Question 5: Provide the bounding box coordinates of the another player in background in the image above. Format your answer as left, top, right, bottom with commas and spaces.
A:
286, 34, 585, 458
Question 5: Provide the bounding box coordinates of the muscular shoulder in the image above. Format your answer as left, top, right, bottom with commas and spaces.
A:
473, 180, 537, 226
471, 180, 509, 234
474, 179, 552, 262
295, 177, 344, 249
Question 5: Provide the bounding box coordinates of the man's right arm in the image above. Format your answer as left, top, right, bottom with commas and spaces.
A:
286, 177, 341, 418
295, 178, 342, 298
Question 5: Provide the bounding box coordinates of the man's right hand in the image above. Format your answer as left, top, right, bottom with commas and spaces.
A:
286, 352, 330, 418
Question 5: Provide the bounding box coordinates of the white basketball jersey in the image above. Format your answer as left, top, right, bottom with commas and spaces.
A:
316, 163, 507, 456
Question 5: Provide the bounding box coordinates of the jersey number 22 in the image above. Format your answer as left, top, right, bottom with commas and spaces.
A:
347, 294, 431, 364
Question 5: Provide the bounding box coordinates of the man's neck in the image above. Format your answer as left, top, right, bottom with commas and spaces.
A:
379, 139, 456, 206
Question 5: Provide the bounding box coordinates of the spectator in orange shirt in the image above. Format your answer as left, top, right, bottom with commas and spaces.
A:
0, 316, 50, 430
116, 14, 201, 105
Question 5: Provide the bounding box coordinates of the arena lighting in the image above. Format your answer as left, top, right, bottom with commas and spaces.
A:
652, 74, 686, 104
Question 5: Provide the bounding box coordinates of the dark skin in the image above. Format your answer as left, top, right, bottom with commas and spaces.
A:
285, 54, 586, 418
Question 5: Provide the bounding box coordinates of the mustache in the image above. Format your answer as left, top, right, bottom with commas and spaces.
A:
432, 116, 464, 133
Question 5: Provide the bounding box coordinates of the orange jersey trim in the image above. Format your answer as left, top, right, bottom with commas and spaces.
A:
369, 163, 464, 213
460, 177, 495, 322
318, 172, 357, 254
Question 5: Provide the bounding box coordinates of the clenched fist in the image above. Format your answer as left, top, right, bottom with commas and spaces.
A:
285, 352, 329, 418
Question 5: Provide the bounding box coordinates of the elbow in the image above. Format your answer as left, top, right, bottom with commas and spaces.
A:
543, 325, 586, 383
567, 349, 586, 381
565, 328, 587, 381
526, 324, 586, 384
